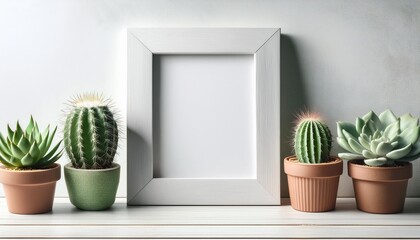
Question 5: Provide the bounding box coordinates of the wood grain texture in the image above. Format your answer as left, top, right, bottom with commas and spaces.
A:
1, 198, 420, 239
127, 28, 281, 205
128, 28, 279, 54
256, 29, 281, 204
127, 32, 154, 204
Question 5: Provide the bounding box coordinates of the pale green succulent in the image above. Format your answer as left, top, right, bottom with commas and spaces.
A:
0, 116, 63, 169
337, 110, 420, 166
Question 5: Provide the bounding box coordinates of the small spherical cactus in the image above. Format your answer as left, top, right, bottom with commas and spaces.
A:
294, 113, 332, 164
64, 93, 119, 169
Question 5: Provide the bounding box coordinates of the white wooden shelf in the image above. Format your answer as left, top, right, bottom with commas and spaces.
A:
1, 198, 420, 239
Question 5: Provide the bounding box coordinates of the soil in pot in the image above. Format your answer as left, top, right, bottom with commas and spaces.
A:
0, 163, 61, 214
284, 156, 343, 212
348, 160, 412, 214
64, 163, 120, 211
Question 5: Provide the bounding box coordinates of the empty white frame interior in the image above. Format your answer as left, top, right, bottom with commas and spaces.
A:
128, 28, 280, 205
153, 54, 256, 179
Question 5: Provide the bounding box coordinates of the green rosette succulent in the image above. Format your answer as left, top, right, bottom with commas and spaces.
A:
0, 116, 63, 169
337, 110, 420, 166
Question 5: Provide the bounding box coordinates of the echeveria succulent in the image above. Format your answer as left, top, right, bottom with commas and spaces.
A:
294, 113, 332, 164
0, 116, 63, 169
337, 110, 420, 166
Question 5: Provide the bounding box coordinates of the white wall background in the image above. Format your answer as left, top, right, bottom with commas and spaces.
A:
0, 0, 419, 198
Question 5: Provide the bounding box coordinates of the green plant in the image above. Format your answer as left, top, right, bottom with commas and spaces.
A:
64, 93, 119, 169
294, 113, 333, 163
0, 116, 62, 169
337, 109, 420, 166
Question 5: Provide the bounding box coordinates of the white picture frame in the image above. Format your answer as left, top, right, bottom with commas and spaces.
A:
127, 28, 280, 205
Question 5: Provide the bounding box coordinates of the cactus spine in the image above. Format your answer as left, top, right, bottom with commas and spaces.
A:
64, 94, 118, 169
294, 114, 332, 164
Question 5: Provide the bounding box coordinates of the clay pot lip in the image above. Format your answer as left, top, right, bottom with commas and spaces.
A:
0, 163, 60, 173
285, 155, 342, 166
348, 159, 412, 181
284, 155, 343, 178
64, 163, 120, 172
0, 163, 61, 185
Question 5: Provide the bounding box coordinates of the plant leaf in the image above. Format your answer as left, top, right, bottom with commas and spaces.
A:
33, 121, 41, 143
338, 152, 363, 160
383, 119, 400, 140
397, 126, 420, 147
337, 122, 358, 138
376, 142, 394, 156
356, 118, 365, 134
38, 131, 50, 157
364, 157, 387, 166
25, 115, 35, 135
13, 121, 24, 144
348, 138, 365, 154
0, 155, 13, 168
362, 149, 378, 159
21, 153, 35, 167
0, 132, 11, 155
337, 137, 355, 153
379, 109, 398, 127
36, 149, 63, 168
400, 113, 419, 131
17, 136, 31, 154
358, 136, 371, 149
41, 140, 62, 161
45, 126, 57, 151
370, 139, 382, 154
10, 142, 25, 159
8, 157, 22, 167
7, 125, 14, 142
29, 142, 41, 160
386, 144, 412, 160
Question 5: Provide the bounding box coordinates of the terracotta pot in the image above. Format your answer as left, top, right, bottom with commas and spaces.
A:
284, 156, 343, 212
64, 163, 120, 211
348, 160, 412, 214
0, 163, 61, 214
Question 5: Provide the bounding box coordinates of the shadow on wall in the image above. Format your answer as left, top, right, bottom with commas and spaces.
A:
280, 35, 308, 197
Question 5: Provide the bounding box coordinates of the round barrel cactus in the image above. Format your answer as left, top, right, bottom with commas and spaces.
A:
64, 94, 118, 169
294, 114, 332, 164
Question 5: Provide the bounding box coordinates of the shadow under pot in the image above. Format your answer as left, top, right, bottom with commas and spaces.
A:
284, 156, 343, 212
64, 163, 120, 211
348, 160, 412, 214
0, 163, 61, 214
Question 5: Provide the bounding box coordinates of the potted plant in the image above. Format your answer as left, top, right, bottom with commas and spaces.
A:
0, 116, 62, 214
284, 113, 343, 212
63, 93, 120, 210
337, 109, 420, 213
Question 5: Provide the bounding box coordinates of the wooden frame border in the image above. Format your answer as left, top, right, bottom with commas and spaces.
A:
127, 28, 280, 205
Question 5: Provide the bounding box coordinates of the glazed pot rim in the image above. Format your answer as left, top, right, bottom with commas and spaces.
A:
64, 162, 120, 172
348, 159, 412, 181
284, 155, 343, 178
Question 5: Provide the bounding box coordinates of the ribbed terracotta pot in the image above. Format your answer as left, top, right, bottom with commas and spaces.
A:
284, 156, 343, 212
64, 163, 120, 211
0, 163, 61, 214
348, 160, 412, 214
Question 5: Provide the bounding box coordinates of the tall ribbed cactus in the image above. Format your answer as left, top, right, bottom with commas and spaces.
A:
294, 114, 332, 164
64, 94, 118, 169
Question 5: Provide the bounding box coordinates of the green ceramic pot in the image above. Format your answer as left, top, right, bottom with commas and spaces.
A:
64, 163, 120, 211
